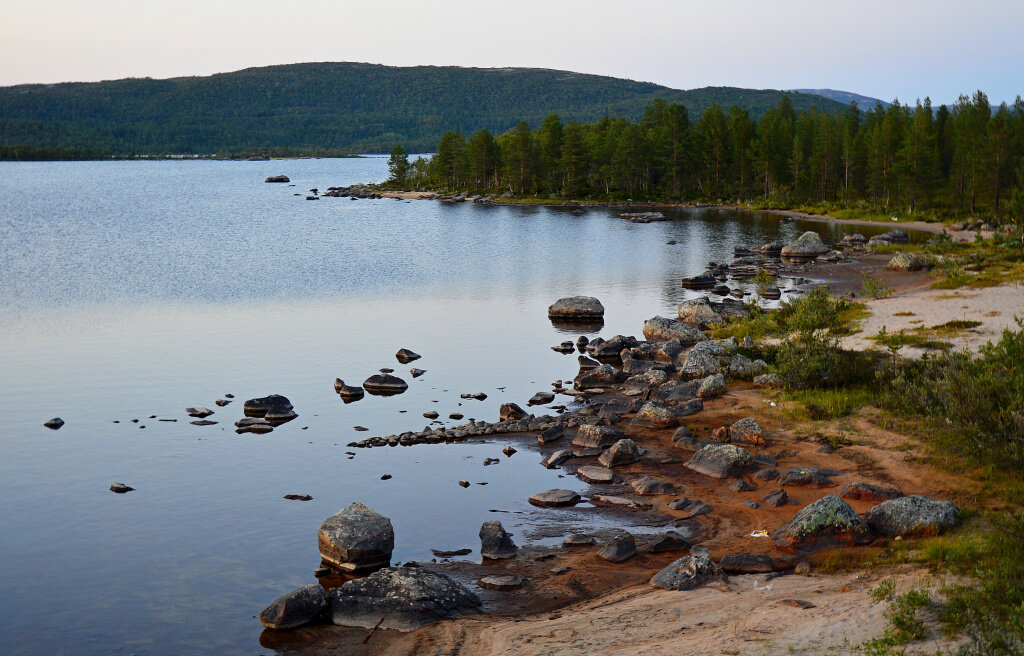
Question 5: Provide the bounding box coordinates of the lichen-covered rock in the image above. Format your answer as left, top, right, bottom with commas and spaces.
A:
679, 340, 732, 378
479, 521, 517, 559
839, 481, 903, 502
328, 566, 481, 631
772, 495, 872, 551
729, 417, 766, 446
260, 584, 327, 630
684, 444, 755, 479
781, 231, 830, 259
885, 252, 932, 271
779, 467, 838, 488
697, 373, 726, 398
753, 373, 783, 388
649, 555, 727, 590
677, 298, 724, 330
548, 296, 605, 319
598, 439, 641, 467
318, 503, 395, 572
728, 354, 767, 380
572, 424, 624, 448
631, 401, 678, 428
643, 317, 708, 345
864, 495, 960, 538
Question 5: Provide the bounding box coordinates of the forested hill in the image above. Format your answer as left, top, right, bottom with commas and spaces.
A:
0, 62, 847, 156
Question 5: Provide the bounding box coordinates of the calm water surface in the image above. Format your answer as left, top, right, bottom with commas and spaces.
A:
0, 158, 901, 655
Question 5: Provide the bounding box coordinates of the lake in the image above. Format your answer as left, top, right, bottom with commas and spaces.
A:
0, 157, 902, 655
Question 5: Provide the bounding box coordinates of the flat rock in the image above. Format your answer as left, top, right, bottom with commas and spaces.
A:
540, 449, 574, 469
576, 465, 615, 484
669, 498, 712, 518
772, 495, 872, 552
648, 530, 691, 553
839, 481, 903, 502
328, 566, 481, 631
528, 391, 555, 406
430, 548, 472, 558
719, 553, 774, 574
186, 407, 214, 418
363, 374, 409, 396
528, 489, 581, 507
597, 532, 636, 563
631, 476, 676, 496
685, 444, 755, 479
478, 574, 524, 591
318, 502, 394, 572
779, 467, 837, 488
548, 296, 605, 319
284, 494, 313, 501
650, 555, 727, 590
864, 495, 960, 538
260, 584, 327, 630
562, 534, 596, 547
479, 521, 517, 559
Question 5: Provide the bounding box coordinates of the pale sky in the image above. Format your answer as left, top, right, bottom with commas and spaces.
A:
1, 0, 1021, 105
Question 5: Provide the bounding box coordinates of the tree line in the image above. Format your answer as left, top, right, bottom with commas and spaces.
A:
387, 92, 1024, 220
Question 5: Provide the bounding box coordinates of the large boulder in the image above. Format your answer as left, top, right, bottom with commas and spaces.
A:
318, 503, 395, 572
597, 532, 637, 563
573, 425, 624, 448
864, 495, 960, 538
328, 566, 481, 631
677, 298, 724, 330
598, 439, 642, 467
684, 444, 755, 479
631, 401, 679, 428
885, 252, 932, 271
772, 495, 872, 551
573, 364, 619, 390
781, 231, 830, 259
363, 374, 408, 396
649, 555, 727, 590
479, 521, 517, 559
679, 340, 732, 378
260, 584, 327, 630
642, 317, 707, 345
729, 417, 766, 446
548, 296, 605, 320
697, 373, 726, 398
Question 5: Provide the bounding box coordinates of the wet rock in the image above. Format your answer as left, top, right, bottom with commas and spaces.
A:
650, 555, 727, 590
697, 373, 726, 398
685, 443, 755, 479
538, 425, 564, 444
109, 482, 134, 493
363, 374, 409, 396
779, 467, 837, 488
448, 413, 463, 420
668, 498, 713, 517
839, 481, 903, 502
215, 399, 232, 407
648, 530, 691, 553
762, 488, 791, 507
631, 476, 676, 496
681, 272, 718, 289
541, 449, 573, 469
479, 521, 517, 559
719, 553, 774, 574
677, 298, 724, 330
576, 465, 615, 484
458, 480, 470, 488
260, 584, 327, 630
577, 355, 600, 370
423, 410, 439, 419
284, 494, 313, 501
499, 403, 528, 421
772, 495, 872, 551
395, 348, 421, 364
244, 395, 295, 419
328, 566, 481, 631
502, 446, 516, 457
598, 439, 641, 467
334, 379, 365, 401
730, 417, 766, 446
410, 368, 426, 378
572, 424, 624, 449
478, 574, 524, 591
753, 373, 783, 388
562, 534, 596, 547
597, 532, 636, 563
631, 401, 678, 428
318, 502, 395, 572
643, 317, 707, 345
461, 392, 487, 401
528, 391, 555, 406
864, 495, 960, 538
43, 417, 65, 430
781, 231, 830, 259
573, 364, 619, 390
528, 489, 581, 507
186, 407, 214, 418
430, 548, 472, 558
548, 296, 605, 320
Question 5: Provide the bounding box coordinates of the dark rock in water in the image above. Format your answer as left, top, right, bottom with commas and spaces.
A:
461, 392, 487, 401
631, 476, 676, 496
648, 530, 691, 553
265, 175, 290, 183
540, 449, 573, 469
259, 584, 327, 630
395, 348, 421, 364
186, 406, 214, 418
576, 335, 590, 350
597, 532, 636, 563
448, 413, 463, 420
839, 481, 903, 502
573, 363, 619, 390
458, 480, 470, 488
864, 495, 959, 538
215, 399, 232, 407
684, 444, 755, 479
480, 521, 517, 559
109, 482, 134, 493
719, 553, 774, 574
598, 439, 641, 467
650, 555, 727, 590
577, 355, 600, 370
682, 272, 717, 289
363, 374, 409, 396
572, 424, 624, 448
43, 417, 65, 430
562, 534, 596, 547
244, 394, 294, 418
528, 391, 555, 406
478, 574, 524, 591
423, 410, 439, 419
528, 489, 581, 507
760, 287, 782, 299
551, 342, 575, 354
334, 379, 365, 401
548, 296, 605, 320
761, 488, 791, 507
620, 211, 666, 222
642, 316, 707, 345
284, 494, 313, 501
190, 419, 218, 426
318, 502, 394, 572
430, 548, 472, 558
502, 446, 516, 457
538, 425, 564, 444
410, 368, 426, 378
499, 403, 528, 421
668, 498, 712, 518
779, 467, 837, 488
772, 495, 872, 551
379, 368, 394, 373
576, 465, 615, 484
328, 566, 481, 631
873, 228, 910, 244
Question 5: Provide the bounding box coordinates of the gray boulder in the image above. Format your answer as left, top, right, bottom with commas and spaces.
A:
260, 584, 327, 630
729, 417, 766, 446
864, 495, 959, 538
781, 231, 830, 259
677, 298, 724, 330
679, 340, 731, 378
573, 363, 619, 390
328, 566, 481, 631
597, 532, 637, 563
684, 444, 755, 479
631, 476, 676, 496
642, 317, 708, 345
479, 521, 517, 559
779, 467, 837, 488
753, 373, 783, 388
697, 373, 726, 398
572, 424, 624, 448
318, 503, 395, 572
649, 555, 727, 590
772, 495, 872, 551
598, 439, 641, 467
576, 465, 615, 484
631, 401, 678, 428
548, 296, 605, 319
885, 252, 932, 271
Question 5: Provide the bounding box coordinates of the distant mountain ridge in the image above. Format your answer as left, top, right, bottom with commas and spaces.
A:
791, 88, 891, 109
0, 62, 848, 155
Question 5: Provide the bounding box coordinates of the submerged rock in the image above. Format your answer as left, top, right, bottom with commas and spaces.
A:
328, 566, 481, 631
864, 495, 959, 538
649, 555, 727, 590
259, 584, 327, 630
318, 503, 395, 572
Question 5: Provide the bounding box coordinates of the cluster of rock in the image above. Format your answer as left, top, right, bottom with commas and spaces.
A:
619, 211, 667, 223
236, 394, 297, 434
321, 184, 384, 199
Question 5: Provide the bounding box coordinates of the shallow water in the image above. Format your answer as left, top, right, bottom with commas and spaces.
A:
0, 158, 904, 655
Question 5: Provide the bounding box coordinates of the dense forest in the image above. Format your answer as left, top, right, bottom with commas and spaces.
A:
392, 92, 1024, 220
0, 62, 845, 158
